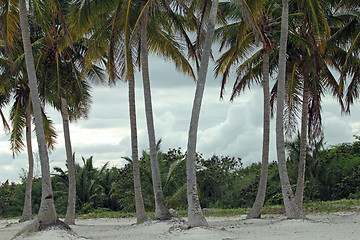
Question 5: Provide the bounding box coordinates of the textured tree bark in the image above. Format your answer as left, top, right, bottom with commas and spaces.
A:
61, 97, 76, 225
295, 78, 309, 208
246, 51, 270, 219
140, 5, 171, 220
276, 0, 304, 219
20, 109, 34, 222
186, 0, 218, 227
19, 0, 58, 226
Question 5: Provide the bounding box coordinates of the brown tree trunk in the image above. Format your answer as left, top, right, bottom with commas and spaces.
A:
129, 72, 148, 224
247, 51, 270, 219
140, 3, 171, 220
20, 108, 34, 222
61, 97, 76, 225
294, 78, 310, 208
186, 0, 218, 227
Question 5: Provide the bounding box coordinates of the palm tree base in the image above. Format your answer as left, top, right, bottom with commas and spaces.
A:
19, 218, 71, 236
187, 212, 208, 228
37, 219, 71, 231
19, 215, 34, 223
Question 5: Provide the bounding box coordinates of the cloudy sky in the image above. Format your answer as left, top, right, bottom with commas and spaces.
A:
0, 55, 359, 183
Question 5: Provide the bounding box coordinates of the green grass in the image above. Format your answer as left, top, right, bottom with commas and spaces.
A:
303, 199, 360, 213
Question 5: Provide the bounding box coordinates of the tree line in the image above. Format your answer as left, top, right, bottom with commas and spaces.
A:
1, 136, 359, 218
0, 0, 359, 230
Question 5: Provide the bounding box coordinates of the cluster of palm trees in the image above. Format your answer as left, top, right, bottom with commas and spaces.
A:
0, 0, 359, 230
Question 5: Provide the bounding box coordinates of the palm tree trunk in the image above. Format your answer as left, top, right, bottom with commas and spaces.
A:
140, 4, 171, 220
294, 78, 309, 208
20, 108, 34, 222
19, 0, 58, 226
246, 51, 270, 219
186, 0, 218, 227
61, 97, 76, 225
129, 72, 148, 224
276, 0, 304, 219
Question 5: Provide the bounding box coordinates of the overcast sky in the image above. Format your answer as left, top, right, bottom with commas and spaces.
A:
0, 55, 359, 183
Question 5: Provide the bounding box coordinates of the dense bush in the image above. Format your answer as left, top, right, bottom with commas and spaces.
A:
1, 137, 359, 218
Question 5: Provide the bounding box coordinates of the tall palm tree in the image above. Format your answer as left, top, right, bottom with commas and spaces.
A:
271, 0, 345, 209
186, 0, 218, 227
19, 0, 58, 226
138, 0, 197, 220
139, 1, 171, 220
289, 0, 332, 209
125, 0, 148, 223
69, 0, 196, 223
1, 4, 58, 220
275, 0, 304, 218
69, 0, 150, 223
216, 0, 279, 219
37, 0, 105, 224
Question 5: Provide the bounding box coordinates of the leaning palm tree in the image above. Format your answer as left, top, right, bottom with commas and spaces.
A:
70, 0, 150, 223
27, 0, 79, 225
186, 0, 219, 227
0, 8, 58, 221
138, 0, 198, 220
18, 0, 59, 227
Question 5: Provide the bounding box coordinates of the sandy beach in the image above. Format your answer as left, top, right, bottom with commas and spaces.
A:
1, 212, 359, 240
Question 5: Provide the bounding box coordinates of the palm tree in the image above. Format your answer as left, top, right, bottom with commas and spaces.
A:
18, 0, 58, 226
334, 1, 360, 113
139, 1, 171, 220
69, 0, 196, 223
186, 0, 219, 227
1, 10, 58, 221
270, 0, 346, 209
137, 0, 198, 221
215, 0, 279, 219
9, 80, 57, 222
275, 0, 304, 218
35, 0, 104, 224
70, 0, 150, 223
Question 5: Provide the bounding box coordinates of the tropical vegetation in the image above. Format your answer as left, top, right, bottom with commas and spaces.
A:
0, 136, 360, 218
0, 0, 359, 231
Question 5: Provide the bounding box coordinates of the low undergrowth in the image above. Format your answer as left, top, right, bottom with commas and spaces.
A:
2, 199, 359, 221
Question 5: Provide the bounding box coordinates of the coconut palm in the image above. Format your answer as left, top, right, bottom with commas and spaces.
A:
215, 0, 280, 219
270, 0, 349, 210
69, 0, 197, 223
68, 0, 149, 223
333, 1, 360, 113
186, 0, 219, 227
9, 79, 57, 222
139, 0, 171, 220
19, 0, 59, 226
0, 2, 59, 221
275, 0, 305, 218
138, 0, 199, 220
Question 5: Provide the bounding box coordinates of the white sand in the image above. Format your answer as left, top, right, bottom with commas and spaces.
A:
1, 212, 359, 240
